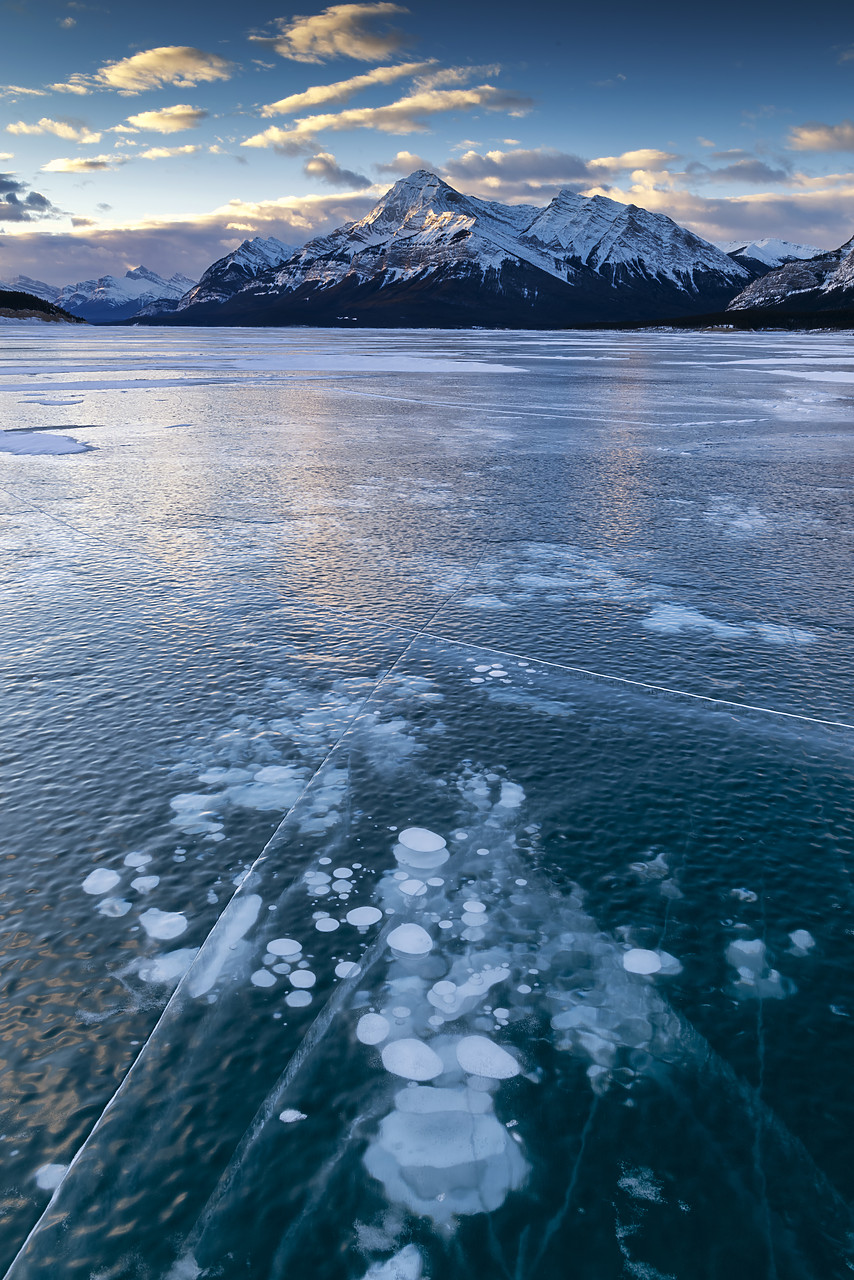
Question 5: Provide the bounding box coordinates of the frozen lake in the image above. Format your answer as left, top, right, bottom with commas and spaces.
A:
1, 325, 853, 1279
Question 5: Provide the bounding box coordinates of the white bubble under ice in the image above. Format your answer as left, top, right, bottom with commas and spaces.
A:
357, 1013, 391, 1045
285, 990, 312, 1008
388, 924, 433, 956
346, 906, 383, 928
397, 828, 446, 854
456, 1035, 521, 1079
35, 1164, 68, 1192
82, 869, 120, 896
289, 970, 316, 989
623, 949, 663, 975
251, 969, 277, 988
279, 1109, 307, 1124
381, 1038, 444, 1081
268, 938, 302, 957
140, 908, 188, 941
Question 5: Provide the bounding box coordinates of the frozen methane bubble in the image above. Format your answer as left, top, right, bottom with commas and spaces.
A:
315, 917, 340, 932
251, 969, 276, 987
456, 1035, 521, 1079
335, 961, 360, 978
790, 929, 816, 953
398, 828, 446, 854
98, 897, 132, 917
267, 938, 302, 957
289, 970, 316, 989
124, 852, 151, 869
82, 868, 121, 896
346, 906, 383, 928
381, 1039, 444, 1081
388, 924, 433, 955
286, 990, 312, 1008
140, 909, 188, 940
138, 949, 198, 986
357, 1013, 391, 1045
279, 1109, 307, 1124
131, 875, 159, 893
35, 1164, 68, 1192
361, 1245, 424, 1280
623, 949, 663, 975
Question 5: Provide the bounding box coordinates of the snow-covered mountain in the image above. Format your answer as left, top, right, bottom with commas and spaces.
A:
727, 234, 854, 314
22, 267, 195, 322
146, 171, 750, 328
161, 236, 297, 314
0, 274, 62, 303
717, 238, 821, 271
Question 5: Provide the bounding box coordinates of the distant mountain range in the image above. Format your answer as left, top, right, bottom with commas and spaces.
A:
725, 235, 854, 319
0, 266, 196, 322
137, 171, 754, 328
3, 172, 852, 328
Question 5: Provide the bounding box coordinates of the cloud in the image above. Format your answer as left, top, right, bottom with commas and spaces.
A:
6, 117, 101, 144
0, 190, 380, 283
243, 84, 533, 150
0, 152, 13, 161
260, 61, 433, 116
59, 16, 76, 27
52, 47, 235, 97
698, 158, 791, 184
374, 148, 435, 174
42, 154, 124, 172
589, 148, 678, 172
0, 84, 48, 99
0, 172, 60, 222
126, 104, 209, 133
788, 120, 854, 152
139, 145, 200, 160
415, 64, 500, 89
697, 136, 716, 147
303, 150, 371, 187
48, 76, 92, 95
445, 146, 591, 185
251, 3, 409, 63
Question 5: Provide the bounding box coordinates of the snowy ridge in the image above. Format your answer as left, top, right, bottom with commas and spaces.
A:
717, 238, 821, 269
727, 234, 854, 311
174, 236, 296, 311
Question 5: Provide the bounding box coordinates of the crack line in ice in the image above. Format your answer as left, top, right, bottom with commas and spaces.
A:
422, 632, 854, 731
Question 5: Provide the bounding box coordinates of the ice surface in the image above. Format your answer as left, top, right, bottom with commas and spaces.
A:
0, 431, 88, 455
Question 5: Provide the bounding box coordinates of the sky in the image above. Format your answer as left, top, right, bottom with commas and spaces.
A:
2, 0, 854, 284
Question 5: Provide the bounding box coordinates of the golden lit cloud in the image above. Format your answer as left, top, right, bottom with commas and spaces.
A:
42, 153, 124, 172
589, 148, 678, 172
7, 117, 101, 143
251, 3, 409, 63
51, 47, 235, 96
260, 61, 433, 116
139, 144, 200, 159
126, 104, 209, 133
244, 84, 533, 150
787, 120, 854, 151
